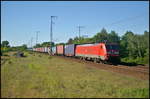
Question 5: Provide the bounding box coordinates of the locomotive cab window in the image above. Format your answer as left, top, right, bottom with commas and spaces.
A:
106, 45, 119, 50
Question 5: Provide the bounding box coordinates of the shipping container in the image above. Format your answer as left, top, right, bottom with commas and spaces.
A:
40, 47, 44, 52
47, 47, 49, 52
47, 47, 50, 54
40, 47, 42, 52
64, 44, 76, 56
36, 48, 38, 52
42, 47, 45, 52
40, 48, 42, 52
52, 46, 56, 55
37, 48, 39, 52
39, 48, 41, 52
33, 48, 35, 51
44, 47, 48, 53
56, 45, 64, 55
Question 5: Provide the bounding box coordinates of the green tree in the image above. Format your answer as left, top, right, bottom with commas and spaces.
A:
120, 30, 149, 64
143, 31, 149, 51
2, 40, 10, 47
120, 31, 134, 58
22, 44, 27, 50
17, 44, 28, 51
33, 42, 55, 48
67, 38, 73, 44
41, 42, 51, 47
108, 31, 120, 43
93, 28, 108, 43
33, 43, 42, 48
56, 43, 65, 46
143, 31, 149, 64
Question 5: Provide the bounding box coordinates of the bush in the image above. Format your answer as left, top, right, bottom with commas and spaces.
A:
143, 56, 149, 65
8, 60, 12, 64
121, 57, 147, 65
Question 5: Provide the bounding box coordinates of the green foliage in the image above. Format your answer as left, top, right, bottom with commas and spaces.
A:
143, 48, 149, 64
41, 42, 54, 47
56, 43, 65, 46
34, 43, 42, 48
33, 42, 55, 48
48, 56, 52, 59
121, 57, 145, 64
1, 40, 10, 47
21, 44, 27, 50
108, 31, 120, 43
119, 88, 149, 98
67, 28, 120, 44
1, 41, 27, 55
1, 41, 11, 55
1, 47, 11, 53
93, 28, 108, 43
2, 53, 9, 56
8, 60, 12, 64
13, 44, 27, 51
67, 38, 73, 44
120, 31, 149, 64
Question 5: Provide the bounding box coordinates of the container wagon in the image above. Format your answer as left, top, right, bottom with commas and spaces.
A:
33, 48, 36, 51
64, 44, 76, 56
52, 46, 57, 55
44, 47, 49, 53
56, 45, 64, 55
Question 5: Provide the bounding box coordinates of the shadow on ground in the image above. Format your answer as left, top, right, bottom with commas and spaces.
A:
118, 62, 145, 67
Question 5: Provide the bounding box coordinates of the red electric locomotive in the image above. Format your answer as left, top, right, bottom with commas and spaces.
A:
75, 43, 120, 63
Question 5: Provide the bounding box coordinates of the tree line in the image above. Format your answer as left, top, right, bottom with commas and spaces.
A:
1, 41, 27, 55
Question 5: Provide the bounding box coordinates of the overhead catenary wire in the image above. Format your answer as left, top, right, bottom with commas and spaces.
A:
103, 14, 145, 28
89, 12, 148, 36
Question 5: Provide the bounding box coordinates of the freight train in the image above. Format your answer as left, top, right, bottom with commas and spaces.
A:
32, 42, 120, 64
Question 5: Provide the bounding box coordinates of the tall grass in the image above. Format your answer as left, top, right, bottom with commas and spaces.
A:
1, 51, 149, 98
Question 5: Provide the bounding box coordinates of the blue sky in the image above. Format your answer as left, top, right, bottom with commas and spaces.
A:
1, 1, 149, 47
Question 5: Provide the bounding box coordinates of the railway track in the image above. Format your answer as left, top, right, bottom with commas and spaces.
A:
31, 52, 149, 80
54, 55, 149, 80
115, 65, 149, 74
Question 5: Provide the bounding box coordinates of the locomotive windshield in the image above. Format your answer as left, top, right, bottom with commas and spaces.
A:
106, 45, 119, 50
